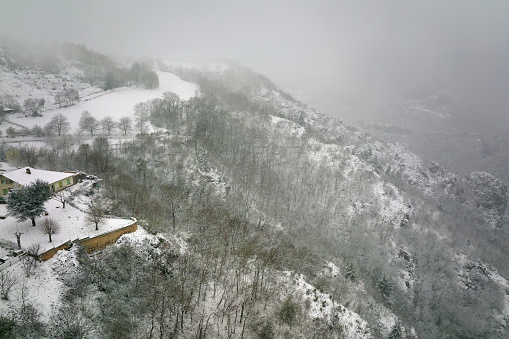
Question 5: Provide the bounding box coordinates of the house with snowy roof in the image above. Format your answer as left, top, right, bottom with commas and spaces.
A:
0, 167, 76, 196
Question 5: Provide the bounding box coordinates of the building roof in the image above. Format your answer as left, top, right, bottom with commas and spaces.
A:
2, 167, 74, 186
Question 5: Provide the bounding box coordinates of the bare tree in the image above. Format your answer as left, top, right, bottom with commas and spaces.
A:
26, 243, 41, 265
100, 116, 116, 135
50, 303, 95, 338
0, 271, 18, 300
19, 145, 39, 167
14, 231, 23, 249
118, 116, 132, 136
21, 256, 35, 278
52, 188, 72, 209
79, 110, 98, 136
54, 92, 64, 108
15, 282, 45, 336
40, 218, 61, 243
134, 102, 150, 134
45, 113, 70, 136
86, 199, 105, 231
161, 184, 187, 229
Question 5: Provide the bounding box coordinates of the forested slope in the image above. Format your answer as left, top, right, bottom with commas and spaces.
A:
2, 61, 509, 338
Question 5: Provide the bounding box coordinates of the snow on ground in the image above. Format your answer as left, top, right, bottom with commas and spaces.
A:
0, 71, 198, 135
0, 189, 133, 255
270, 115, 305, 137
0, 255, 64, 322
0, 224, 150, 324
0, 64, 100, 114
372, 182, 413, 227
287, 272, 371, 338
322, 261, 340, 277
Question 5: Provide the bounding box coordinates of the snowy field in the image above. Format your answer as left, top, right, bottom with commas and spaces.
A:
1, 71, 198, 135
0, 251, 64, 322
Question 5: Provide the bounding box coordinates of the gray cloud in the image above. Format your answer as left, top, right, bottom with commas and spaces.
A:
2, 0, 509, 123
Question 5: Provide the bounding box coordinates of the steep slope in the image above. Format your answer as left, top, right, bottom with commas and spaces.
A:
167, 64, 509, 337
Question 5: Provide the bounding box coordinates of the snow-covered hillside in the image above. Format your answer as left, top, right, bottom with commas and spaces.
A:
1, 71, 197, 135
1, 46, 508, 337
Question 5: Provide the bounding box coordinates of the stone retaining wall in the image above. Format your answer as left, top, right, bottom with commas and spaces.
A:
39, 218, 137, 261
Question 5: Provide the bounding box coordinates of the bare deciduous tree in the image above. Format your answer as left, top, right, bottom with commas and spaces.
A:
134, 102, 150, 134
26, 243, 41, 265
21, 256, 35, 278
45, 113, 70, 136
40, 218, 61, 243
54, 92, 64, 108
79, 110, 98, 136
52, 188, 72, 209
86, 199, 105, 231
18, 145, 39, 167
0, 271, 18, 300
118, 116, 132, 136
100, 116, 116, 135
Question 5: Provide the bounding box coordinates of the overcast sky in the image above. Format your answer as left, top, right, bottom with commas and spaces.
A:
2, 0, 509, 122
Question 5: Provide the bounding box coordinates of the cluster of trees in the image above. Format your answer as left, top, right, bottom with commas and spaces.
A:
103, 61, 159, 90
1, 92, 71, 119
133, 91, 187, 132
0, 94, 46, 117
0, 112, 131, 138
136, 67, 507, 337
60, 43, 159, 89
2, 124, 45, 138
1, 112, 133, 138
23, 98, 45, 116
54, 88, 79, 108
2, 198, 330, 338
77, 111, 132, 136
0, 94, 22, 112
